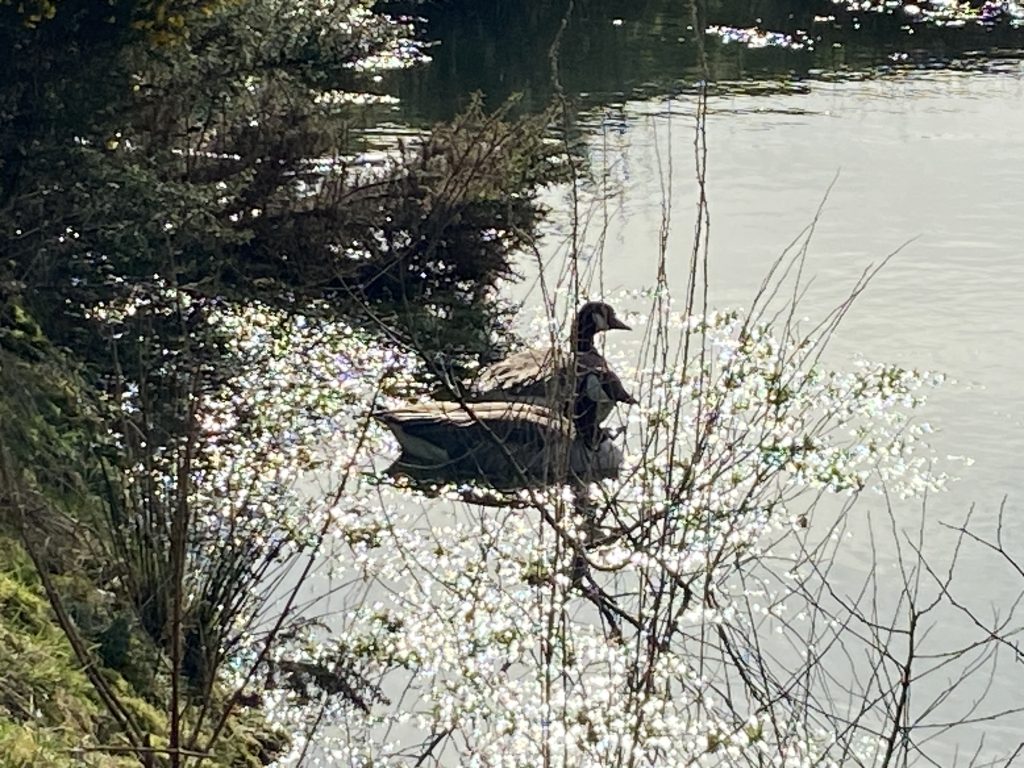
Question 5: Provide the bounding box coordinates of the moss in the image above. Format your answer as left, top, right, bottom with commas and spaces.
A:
0, 533, 286, 766
0, 722, 71, 768
0, 569, 49, 634
108, 677, 167, 737
50, 570, 163, 699
0, 558, 95, 717
0, 321, 286, 767
214, 715, 292, 768
0, 543, 107, 766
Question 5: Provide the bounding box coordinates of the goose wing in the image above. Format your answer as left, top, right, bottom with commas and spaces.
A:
469, 348, 573, 403
471, 348, 637, 408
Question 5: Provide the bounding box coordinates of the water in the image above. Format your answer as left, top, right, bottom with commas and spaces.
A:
307, 4, 1024, 762
509, 72, 1024, 757
381, 8, 1024, 501
381, 0, 1024, 123
519, 68, 1024, 499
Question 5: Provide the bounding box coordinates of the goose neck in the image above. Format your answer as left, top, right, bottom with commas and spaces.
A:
573, 329, 595, 353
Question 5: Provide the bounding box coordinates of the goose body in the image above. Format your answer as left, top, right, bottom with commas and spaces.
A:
375, 302, 635, 487
374, 398, 623, 486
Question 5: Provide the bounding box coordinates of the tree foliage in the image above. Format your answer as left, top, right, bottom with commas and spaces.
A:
1, 0, 566, 371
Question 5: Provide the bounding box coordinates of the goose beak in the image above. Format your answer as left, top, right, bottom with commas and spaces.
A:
608, 315, 631, 331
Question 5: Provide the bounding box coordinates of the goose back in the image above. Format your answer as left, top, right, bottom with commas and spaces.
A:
471, 349, 634, 411
469, 347, 571, 405
469, 302, 633, 408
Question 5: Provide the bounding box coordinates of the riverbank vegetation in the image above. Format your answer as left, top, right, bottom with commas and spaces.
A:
1, 0, 568, 763
3, 0, 1024, 765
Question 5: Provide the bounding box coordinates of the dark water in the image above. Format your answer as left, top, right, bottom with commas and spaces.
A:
381, 0, 1024, 121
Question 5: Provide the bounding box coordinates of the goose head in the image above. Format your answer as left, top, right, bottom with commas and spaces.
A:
575, 302, 630, 349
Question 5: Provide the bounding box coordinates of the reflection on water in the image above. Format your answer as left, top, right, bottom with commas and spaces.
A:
380, 0, 1024, 121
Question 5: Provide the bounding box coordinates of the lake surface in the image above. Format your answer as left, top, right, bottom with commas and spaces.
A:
316, 3, 1024, 762
521, 68, 1024, 501
516, 71, 1024, 758
384, 2, 1024, 587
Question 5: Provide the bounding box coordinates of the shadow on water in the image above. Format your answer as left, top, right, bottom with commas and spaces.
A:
379, 0, 1024, 121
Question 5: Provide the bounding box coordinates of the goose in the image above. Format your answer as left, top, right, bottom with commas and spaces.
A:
374, 375, 625, 487
470, 301, 632, 405
469, 302, 637, 442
